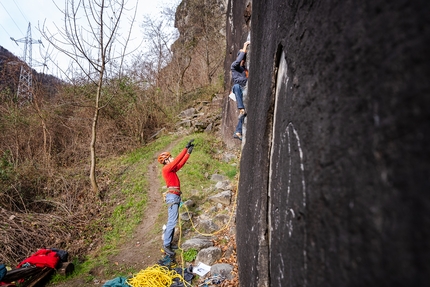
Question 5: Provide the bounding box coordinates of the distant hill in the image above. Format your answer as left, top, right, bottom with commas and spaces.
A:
0, 45, 62, 100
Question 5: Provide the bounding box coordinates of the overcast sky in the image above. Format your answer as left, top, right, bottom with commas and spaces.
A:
0, 0, 179, 78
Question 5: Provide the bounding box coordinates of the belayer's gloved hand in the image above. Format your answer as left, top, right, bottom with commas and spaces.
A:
187, 145, 194, 154
185, 139, 195, 149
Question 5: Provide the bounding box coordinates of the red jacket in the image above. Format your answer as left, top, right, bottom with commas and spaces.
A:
162, 148, 189, 190
16, 249, 60, 269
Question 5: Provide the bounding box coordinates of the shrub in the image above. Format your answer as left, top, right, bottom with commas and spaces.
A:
182, 248, 198, 262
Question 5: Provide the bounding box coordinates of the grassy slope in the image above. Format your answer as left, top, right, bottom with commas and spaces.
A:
48, 132, 239, 285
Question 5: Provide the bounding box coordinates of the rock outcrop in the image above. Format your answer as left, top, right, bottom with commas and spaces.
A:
231, 0, 430, 286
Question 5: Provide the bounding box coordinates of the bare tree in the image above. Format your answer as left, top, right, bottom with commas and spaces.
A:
40, 0, 137, 194
141, 0, 226, 107
140, 13, 178, 85
175, 0, 226, 86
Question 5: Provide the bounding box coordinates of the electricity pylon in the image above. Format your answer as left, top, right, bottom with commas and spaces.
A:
10, 22, 43, 103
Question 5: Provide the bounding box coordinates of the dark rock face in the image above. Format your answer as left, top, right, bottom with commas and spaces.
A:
221, 0, 251, 147
230, 0, 430, 286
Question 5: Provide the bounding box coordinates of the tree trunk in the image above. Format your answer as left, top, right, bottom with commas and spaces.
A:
90, 106, 99, 194
90, 72, 103, 194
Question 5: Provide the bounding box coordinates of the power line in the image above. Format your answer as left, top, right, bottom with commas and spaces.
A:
12, 0, 29, 24
0, 21, 25, 59
0, 22, 11, 38
0, 2, 24, 36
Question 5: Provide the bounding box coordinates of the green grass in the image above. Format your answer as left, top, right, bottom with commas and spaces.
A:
174, 134, 238, 192
54, 132, 238, 283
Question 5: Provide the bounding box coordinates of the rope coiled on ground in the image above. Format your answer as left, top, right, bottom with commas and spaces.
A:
126, 264, 183, 287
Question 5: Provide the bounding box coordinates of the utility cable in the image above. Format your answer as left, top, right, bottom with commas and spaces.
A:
0, 23, 10, 38
12, 0, 29, 24
0, 2, 24, 36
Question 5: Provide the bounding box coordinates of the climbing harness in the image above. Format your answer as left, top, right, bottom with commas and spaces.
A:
166, 201, 180, 208
163, 187, 182, 202
167, 187, 182, 196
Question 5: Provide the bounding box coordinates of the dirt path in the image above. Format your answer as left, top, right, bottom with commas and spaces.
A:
48, 142, 181, 286
108, 161, 164, 269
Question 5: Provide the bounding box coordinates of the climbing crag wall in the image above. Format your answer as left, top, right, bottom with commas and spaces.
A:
230, 0, 430, 286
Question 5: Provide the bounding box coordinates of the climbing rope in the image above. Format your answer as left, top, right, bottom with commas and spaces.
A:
126, 264, 186, 287
180, 153, 241, 237
176, 153, 241, 271
180, 184, 238, 237
166, 151, 240, 287
175, 184, 238, 285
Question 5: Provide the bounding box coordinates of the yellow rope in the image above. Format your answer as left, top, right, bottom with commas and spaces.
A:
176, 153, 241, 272
126, 264, 184, 287
174, 183, 238, 286
180, 172, 240, 237
170, 151, 242, 286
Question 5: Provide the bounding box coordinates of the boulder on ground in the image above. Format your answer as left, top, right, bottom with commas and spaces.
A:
195, 247, 222, 266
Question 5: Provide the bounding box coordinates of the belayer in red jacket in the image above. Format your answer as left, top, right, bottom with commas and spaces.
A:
157, 139, 195, 256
